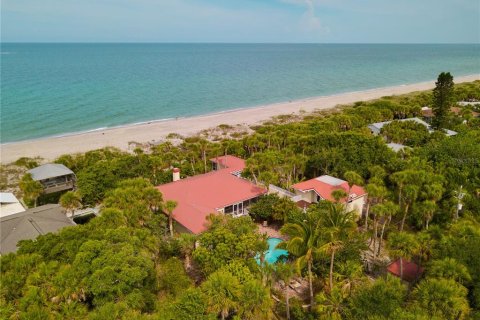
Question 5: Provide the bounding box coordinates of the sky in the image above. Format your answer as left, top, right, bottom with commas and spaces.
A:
2, 0, 479, 43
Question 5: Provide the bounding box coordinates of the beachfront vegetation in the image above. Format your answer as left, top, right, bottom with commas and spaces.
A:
2, 77, 480, 319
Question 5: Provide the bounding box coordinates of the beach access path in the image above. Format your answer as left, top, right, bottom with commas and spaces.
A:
1, 74, 478, 164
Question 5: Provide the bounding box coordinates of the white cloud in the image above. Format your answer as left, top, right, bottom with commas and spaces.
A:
282, 0, 330, 35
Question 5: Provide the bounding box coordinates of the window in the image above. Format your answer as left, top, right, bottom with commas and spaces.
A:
232, 202, 243, 215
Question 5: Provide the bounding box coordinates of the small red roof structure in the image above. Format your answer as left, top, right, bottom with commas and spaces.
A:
292, 175, 366, 202
210, 155, 246, 173
387, 259, 424, 282
157, 156, 266, 234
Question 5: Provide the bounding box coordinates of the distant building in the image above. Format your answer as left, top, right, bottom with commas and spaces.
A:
0, 204, 76, 254
422, 106, 480, 123
458, 100, 480, 107
368, 117, 457, 137
28, 164, 76, 194
291, 175, 367, 216
156, 155, 267, 234
0, 193, 25, 218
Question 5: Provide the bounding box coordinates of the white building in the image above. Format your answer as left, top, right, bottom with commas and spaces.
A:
0, 193, 26, 218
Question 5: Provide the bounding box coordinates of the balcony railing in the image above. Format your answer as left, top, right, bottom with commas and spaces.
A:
42, 181, 75, 194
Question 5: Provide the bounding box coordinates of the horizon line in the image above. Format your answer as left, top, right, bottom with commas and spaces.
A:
2, 41, 480, 45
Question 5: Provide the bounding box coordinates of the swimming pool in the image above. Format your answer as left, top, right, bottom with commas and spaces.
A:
257, 237, 289, 265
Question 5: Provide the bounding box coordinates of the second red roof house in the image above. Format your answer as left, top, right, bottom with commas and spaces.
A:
292, 175, 367, 216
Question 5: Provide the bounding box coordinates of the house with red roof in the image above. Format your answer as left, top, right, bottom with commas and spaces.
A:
156, 155, 267, 234
291, 175, 367, 216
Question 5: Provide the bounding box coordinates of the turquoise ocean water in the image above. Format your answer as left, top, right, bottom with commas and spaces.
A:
1, 43, 479, 143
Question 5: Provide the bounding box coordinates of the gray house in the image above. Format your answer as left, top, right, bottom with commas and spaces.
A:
368, 117, 457, 137
0, 204, 76, 255
28, 163, 76, 194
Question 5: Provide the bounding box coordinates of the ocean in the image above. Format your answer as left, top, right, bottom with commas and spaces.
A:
1, 43, 479, 143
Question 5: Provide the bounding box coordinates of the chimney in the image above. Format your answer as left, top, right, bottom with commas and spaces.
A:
172, 168, 180, 182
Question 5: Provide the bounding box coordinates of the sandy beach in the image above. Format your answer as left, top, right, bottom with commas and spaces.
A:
1, 74, 478, 164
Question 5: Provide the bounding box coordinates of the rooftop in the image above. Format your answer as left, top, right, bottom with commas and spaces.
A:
368, 117, 430, 131
1, 204, 76, 254
292, 175, 366, 202
157, 156, 266, 234
386, 142, 408, 152
0, 192, 25, 218
387, 259, 424, 282
0, 192, 20, 204
210, 155, 246, 173
368, 117, 457, 137
28, 163, 75, 181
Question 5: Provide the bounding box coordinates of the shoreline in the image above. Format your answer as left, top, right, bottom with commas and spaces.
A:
1, 74, 479, 163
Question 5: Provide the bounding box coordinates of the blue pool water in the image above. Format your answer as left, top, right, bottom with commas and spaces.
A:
258, 237, 289, 265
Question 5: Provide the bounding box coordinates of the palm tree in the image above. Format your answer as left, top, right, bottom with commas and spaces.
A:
391, 171, 409, 209
331, 189, 348, 203
178, 233, 197, 270
274, 262, 295, 320
412, 278, 470, 320
315, 285, 347, 320
201, 270, 241, 320
19, 173, 43, 207
399, 185, 419, 231
420, 182, 443, 229
427, 258, 472, 285
363, 183, 387, 232
419, 200, 437, 230
197, 139, 210, 173
143, 187, 163, 214
387, 232, 419, 280
370, 203, 388, 258
165, 200, 178, 237
319, 204, 356, 292
280, 214, 323, 309
59, 191, 82, 218
376, 201, 399, 258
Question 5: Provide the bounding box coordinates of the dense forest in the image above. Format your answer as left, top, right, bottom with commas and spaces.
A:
2, 77, 480, 319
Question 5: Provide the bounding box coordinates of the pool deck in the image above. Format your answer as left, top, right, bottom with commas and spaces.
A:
257, 223, 286, 239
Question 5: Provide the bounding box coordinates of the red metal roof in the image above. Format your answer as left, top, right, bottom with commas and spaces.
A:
157, 156, 266, 234
292, 175, 366, 202
387, 259, 424, 282
210, 155, 246, 173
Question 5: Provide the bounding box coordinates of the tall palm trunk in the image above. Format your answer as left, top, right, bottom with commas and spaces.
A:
329, 250, 335, 293
286, 286, 290, 320
399, 257, 404, 280
400, 204, 409, 232
364, 200, 370, 231
169, 214, 174, 237
369, 213, 377, 248
202, 150, 207, 173
307, 260, 314, 310
377, 215, 390, 257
